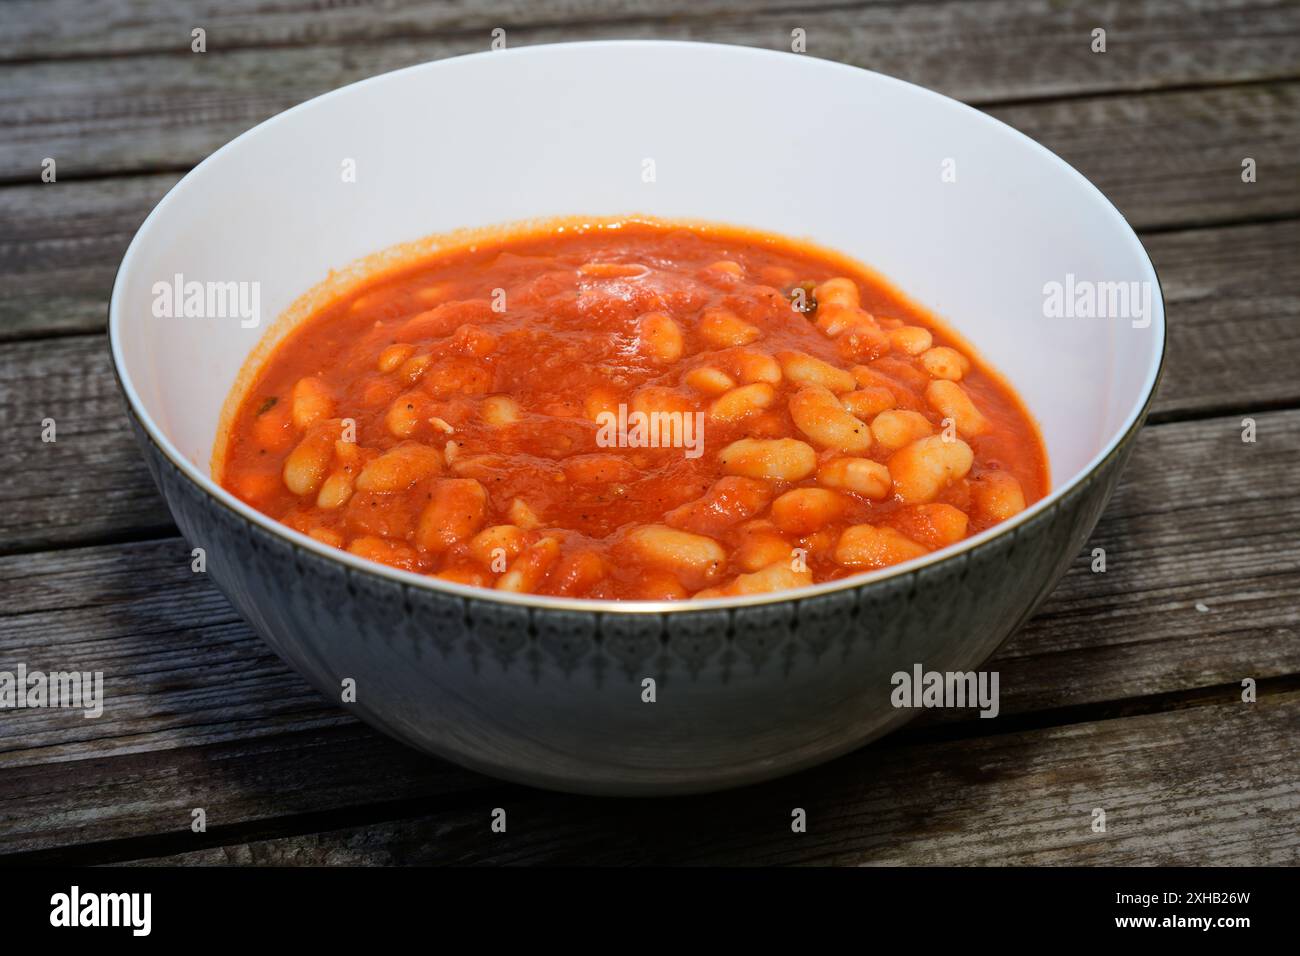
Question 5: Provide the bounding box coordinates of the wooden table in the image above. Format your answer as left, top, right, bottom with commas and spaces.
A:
1, 0, 1297, 866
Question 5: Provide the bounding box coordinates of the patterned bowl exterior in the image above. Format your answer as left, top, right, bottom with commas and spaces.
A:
125, 403, 1146, 795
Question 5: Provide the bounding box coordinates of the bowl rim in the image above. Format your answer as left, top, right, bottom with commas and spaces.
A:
108, 38, 1167, 616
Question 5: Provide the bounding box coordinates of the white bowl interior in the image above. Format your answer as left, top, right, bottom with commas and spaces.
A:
112, 41, 1163, 598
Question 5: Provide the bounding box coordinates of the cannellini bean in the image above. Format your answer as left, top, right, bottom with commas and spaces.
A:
817, 457, 892, 499
694, 562, 813, 599
789, 385, 872, 453
814, 303, 871, 337
415, 478, 488, 552
770, 488, 848, 535
562, 454, 638, 484
355, 442, 443, 492
316, 470, 355, 510
926, 379, 990, 437
815, 277, 860, 309
699, 307, 760, 347
870, 409, 935, 451
347, 535, 421, 571
449, 324, 498, 358
291, 376, 334, 430
633, 570, 691, 600
709, 383, 776, 422
283, 427, 335, 496
626, 524, 726, 576
508, 497, 541, 530
631, 386, 695, 417
377, 343, 416, 373
777, 350, 856, 393
435, 566, 489, 587
895, 503, 969, 549
496, 537, 561, 591
920, 346, 971, 381
841, 387, 896, 419
734, 522, 793, 573
972, 471, 1027, 522
834, 524, 929, 568
718, 438, 817, 481
399, 352, 433, 385
706, 260, 744, 278
481, 394, 522, 427
665, 476, 773, 534
549, 549, 606, 596
584, 386, 620, 421
684, 366, 736, 394
734, 350, 782, 384
638, 311, 685, 363
889, 326, 933, 355
888, 435, 974, 504
307, 527, 344, 548
468, 524, 529, 568
386, 392, 425, 438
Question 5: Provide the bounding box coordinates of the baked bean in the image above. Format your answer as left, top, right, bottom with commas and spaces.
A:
639, 311, 685, 362
889, 326, 933, 355
841, 387, 896, 420
893, 503, 969, 549
684, 366, 736, 394
733, 350, 782, 384
316, 470, 355, 510
584, 386, 620, 421
971, 471, 1027, 521
416, 478, 488, 552
694, 561, 813, 599
732, 520, 792, 572
469, 524, 529, 568
834, 524, 930, 568
291, 376, 333, 430
665, 476, 773, 534
548, 549, 607, 596
282, 426, 336, 496
888, 435, 974, 504
307, 527, 344, 548
920, 346, 972, 381
495, 537, 561, 592
817, 457, 892, 499
710, 382, 777, 422
347, 535, 421, 571
718, 438, 817, 481
789, 385, 872, 453
870, 409, 935, 451
626, 525, 726, 578
771, 487, 848, 535
355, 442, 443, 492
778, 350, 856, 393
481, 394, 522, 427
508, 497, 541, 530
926, 379, 990, 437
700, 306, 760, 347
377, 343, 416, 373
814, 277, 859, 309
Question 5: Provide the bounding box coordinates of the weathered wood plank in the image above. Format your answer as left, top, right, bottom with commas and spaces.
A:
4, 0, 1298, 104
1, 4, 1298, 181
41, 690, 1300, 865
0, 410, 1295, 785
3, 217, 1297, 554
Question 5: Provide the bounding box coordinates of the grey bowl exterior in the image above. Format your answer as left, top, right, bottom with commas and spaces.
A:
123, 387, 1152, 795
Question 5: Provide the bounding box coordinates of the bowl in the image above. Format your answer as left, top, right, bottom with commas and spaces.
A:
109, 40, 1165, 795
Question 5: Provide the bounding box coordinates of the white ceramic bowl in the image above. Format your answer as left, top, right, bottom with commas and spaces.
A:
110, 41, 1164, 794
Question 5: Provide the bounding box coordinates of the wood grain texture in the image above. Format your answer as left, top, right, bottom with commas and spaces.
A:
2, 6, 1299, 181
31, 690, 1300, 865
4, 0, 1299, 103
0, 410, 1295, 861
